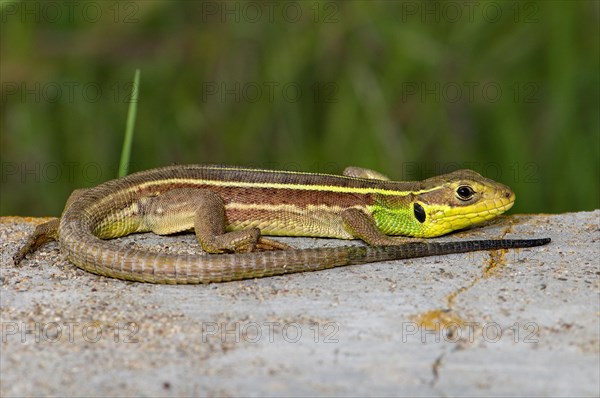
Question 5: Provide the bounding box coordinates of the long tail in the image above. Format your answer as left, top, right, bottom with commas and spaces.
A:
58, 230, 551, 284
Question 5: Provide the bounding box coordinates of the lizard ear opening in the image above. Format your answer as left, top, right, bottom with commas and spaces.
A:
413, 203, 426, 223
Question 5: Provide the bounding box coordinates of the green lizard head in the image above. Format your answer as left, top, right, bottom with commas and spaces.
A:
372, 169, 515, 238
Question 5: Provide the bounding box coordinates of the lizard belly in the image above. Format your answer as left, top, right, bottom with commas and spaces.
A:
224, 204, 357, 239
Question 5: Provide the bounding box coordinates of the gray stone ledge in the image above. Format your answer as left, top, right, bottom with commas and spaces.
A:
1, 210, 598, 397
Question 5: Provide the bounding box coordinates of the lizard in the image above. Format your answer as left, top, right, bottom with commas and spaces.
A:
13, 164, 550, 284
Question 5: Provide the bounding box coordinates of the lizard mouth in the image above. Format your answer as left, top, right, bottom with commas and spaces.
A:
423, 193, 516, 237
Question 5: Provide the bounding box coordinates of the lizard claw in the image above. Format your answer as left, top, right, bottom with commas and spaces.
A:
255, 237, 292, 251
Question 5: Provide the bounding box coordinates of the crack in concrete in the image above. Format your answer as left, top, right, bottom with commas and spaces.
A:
415, 221, 518, 391
413, 221, 515, 331
430, 352, 445, 387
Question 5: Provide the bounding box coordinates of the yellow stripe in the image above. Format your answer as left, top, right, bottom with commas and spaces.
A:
88, 173, 441, 215
136, 178, 438, 196
225, 203, 367, 212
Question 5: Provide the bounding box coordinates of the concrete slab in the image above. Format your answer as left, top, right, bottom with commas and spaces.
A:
1, 211, 598, 397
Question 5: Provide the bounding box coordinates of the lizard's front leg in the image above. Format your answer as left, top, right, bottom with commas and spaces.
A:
343, 166, 390, 180
142, 188, 289, 253
341, 208, 422, 246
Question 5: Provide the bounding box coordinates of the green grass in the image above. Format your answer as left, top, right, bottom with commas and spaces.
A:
118, 68, 140, 177
1, 1, 598, 216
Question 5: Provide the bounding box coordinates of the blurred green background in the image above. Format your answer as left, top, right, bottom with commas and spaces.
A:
1, 0, 599, 216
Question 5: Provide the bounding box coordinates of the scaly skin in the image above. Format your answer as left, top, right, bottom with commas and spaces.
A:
13, 165, 550, 284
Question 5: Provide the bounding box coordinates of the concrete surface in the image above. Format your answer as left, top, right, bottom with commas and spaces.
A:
1, 211, 599, 397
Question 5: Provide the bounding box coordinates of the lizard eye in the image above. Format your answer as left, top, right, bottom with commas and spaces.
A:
456, 185, 475, 201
